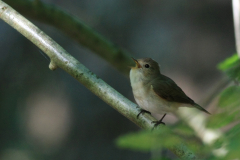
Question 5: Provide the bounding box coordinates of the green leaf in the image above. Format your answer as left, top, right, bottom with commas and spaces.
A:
218, 86, 240, 109
115, 131, 160, 151
218, 54, 240, 81
206, 111, 238, 128
228, 138, 240, 150
218, 54, 239, 71
212, 137, 226, 149
224, 64, 240, 81
225, 124, 240, 139
225, 138, 240, 159
223, 124, 240, 159
115, 128, 182, 152
224, 150, 240, 159
172, 123, 195, 136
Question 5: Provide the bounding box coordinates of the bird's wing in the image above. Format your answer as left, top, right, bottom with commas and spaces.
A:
151, 75, 195, 105
151, 75, 210, 114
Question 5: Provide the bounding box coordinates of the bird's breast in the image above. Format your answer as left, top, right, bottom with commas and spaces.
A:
130, 72, 176, 114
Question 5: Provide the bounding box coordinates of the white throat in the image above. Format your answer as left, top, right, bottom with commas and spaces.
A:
130, 69, 144, 88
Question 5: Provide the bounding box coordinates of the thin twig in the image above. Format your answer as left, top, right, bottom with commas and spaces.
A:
0, 1, 197, 159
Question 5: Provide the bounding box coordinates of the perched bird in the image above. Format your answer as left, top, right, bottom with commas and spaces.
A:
130, 57, 210, 127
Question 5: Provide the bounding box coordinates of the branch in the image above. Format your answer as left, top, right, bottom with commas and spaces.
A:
3, 0, 133, 75
176, 108, 227, 158
0, 1, 197, 159
233, 0, 240, 57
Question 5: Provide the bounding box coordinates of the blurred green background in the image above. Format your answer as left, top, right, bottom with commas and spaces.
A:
0, 0, 234, 159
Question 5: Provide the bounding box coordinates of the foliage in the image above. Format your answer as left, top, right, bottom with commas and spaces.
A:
116, 54, 240, 159
218, 54, 240, 81
224, 124, 240, 159
116, 127, 182, 152
116, 123, 210, 157
206, 86, 240, 129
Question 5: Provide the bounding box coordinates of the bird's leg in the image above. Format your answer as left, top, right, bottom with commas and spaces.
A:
137, 109, 151, 119
151, 113, 167, 128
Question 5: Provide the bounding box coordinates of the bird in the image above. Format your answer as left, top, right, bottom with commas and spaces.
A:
129, 57, 210, 127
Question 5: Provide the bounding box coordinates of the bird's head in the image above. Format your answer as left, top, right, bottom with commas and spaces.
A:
130, 57, 161, 79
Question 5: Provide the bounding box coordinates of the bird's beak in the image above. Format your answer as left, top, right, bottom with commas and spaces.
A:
131, 57, 141, 68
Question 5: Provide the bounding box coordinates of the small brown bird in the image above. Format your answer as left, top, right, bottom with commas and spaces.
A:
130, 57, 210, 127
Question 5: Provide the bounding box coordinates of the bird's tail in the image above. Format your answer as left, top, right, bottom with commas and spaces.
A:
193, 103, 211, 114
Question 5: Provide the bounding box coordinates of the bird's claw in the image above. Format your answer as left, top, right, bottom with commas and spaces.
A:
151, 120, 165, 127
151, 113, 167, 130
137, 109, 151, 119
151, 121, 165, 131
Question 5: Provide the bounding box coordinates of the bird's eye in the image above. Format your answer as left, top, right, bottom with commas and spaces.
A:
145, 64, 150, 68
